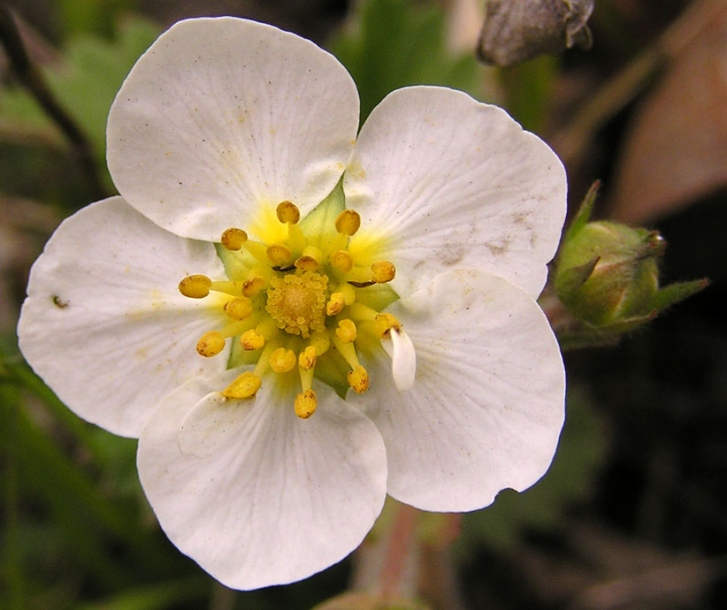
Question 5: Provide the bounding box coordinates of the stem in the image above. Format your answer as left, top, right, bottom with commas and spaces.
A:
0, 4, 108, 199
380, 503, 420, 599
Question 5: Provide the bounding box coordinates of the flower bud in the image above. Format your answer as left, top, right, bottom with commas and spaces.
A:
555, 221, 661, 326
553, 183, 707, 333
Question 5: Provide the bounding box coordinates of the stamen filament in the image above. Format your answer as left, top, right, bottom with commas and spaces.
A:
209, 280, 245, 296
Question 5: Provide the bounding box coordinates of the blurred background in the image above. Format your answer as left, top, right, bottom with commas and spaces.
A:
1, 0, 726, 608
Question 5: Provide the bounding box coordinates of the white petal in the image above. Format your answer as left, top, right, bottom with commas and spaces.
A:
360, 268, 565, 512
107, 17, 359, 241
17, 197, 227, 437
383, 328, 416, 391
137, 376, 388, 590
344, 86, 567, 298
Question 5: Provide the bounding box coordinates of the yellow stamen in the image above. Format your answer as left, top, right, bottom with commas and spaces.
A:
330, 250, 354, 273
294, 389, 317, 419
276, 201, 300, 224
295, 246, 323, 272
220, 228, 248, 251
335, 209, 361, 236
347, 365, 370, 393
374, 312, 402, 337
179, 274, 212, 298
269, 347, 297, 373
267, 244, 293, 266
242, 240, 270, 264
209, 280, 244, 295
224, 296, 253, 321
348, 302, 378, 322
240, 328, 265, 351
298, 346, 317, 371
371, 260, 396, 283
242, 276, 267, 297
326, 292, 345, 316
335, 319, 357, 343
196, 331, 226, 357
222, 371, 261, 399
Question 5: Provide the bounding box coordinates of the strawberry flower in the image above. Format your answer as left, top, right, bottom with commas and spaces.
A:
18, 17, 567, 590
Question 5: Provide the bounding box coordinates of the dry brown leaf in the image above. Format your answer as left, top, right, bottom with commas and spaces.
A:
609, 4, 727, 224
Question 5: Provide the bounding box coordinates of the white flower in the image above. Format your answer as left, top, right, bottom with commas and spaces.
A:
17, 17, 567, 590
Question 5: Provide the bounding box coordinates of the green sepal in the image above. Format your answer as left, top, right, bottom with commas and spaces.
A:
553, 255, 599, 295
562, 179, 599, 242
651, 278, 709, 312
299, 179, 346, 250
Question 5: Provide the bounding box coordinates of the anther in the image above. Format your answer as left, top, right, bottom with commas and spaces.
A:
267, 244, 293, 266
347, 365, 370, 393
298, 346, 317, 371
276, 201, 301, 224
371, 261, 396, 283
295, 246, 323, 272
179, 274, 212, 298
269, 347, 297, 373
242, 276, 267, 297
196, 331, 226, 357
240, 329, 265, 351
294, 389, 317, 419
326, 292, 346, 316
335, 319, 357, 343
335, 209, 361, 236
222, 371, 261, 399
374, 313, 402, 337
220, 228, 248, 251
330, 250, 354, 273
224, 296, 253, 321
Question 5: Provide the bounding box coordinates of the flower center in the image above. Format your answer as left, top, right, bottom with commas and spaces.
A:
266, 272, 328, 337
178, 195, 400, 419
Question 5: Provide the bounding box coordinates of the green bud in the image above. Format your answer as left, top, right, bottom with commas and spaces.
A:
553, 183, 707, 334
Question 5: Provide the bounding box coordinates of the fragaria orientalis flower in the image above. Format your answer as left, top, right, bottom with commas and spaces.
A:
18, 17, 567, 590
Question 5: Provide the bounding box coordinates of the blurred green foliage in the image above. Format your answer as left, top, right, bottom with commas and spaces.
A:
0, 16, 159, 195
328, 0, 489, 124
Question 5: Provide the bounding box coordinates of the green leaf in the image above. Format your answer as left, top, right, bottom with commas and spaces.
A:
328, 0, 489, 124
